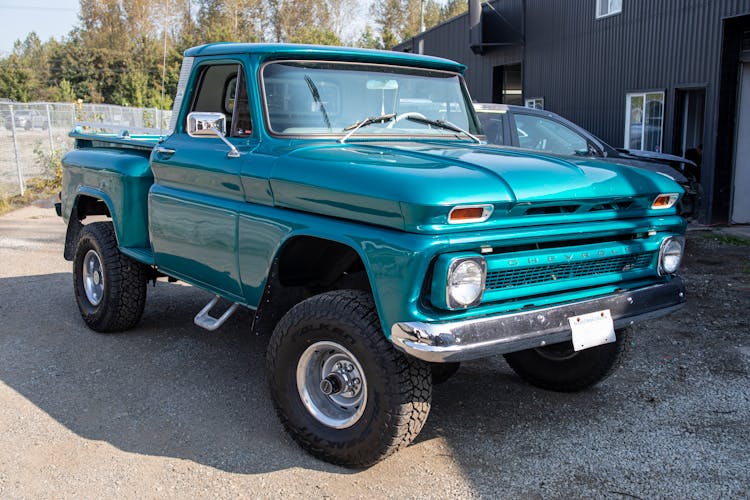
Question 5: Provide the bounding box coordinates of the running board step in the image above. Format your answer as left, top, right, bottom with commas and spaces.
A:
194, 296, 239, 331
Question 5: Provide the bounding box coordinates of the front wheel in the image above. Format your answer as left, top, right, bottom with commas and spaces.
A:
503, 327, 632, 392
266, 290, 432, 467
73, 222, 148, 332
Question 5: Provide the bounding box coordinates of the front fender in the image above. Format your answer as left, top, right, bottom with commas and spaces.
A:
236, 204, 437, 339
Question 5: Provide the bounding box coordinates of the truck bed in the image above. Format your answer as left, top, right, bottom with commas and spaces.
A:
69, 129, 162, 152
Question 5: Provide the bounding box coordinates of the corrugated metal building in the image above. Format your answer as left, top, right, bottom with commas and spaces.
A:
395, 0, 750, 224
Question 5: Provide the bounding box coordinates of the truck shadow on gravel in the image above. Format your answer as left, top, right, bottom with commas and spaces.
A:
0, 273, 339, 474
0, 248, 747, 494
0, 271, 634, 479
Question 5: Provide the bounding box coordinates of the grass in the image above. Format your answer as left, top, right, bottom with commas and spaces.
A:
0, 177, 60, 215
0, 146, 62, 216
703, 234, 750, 246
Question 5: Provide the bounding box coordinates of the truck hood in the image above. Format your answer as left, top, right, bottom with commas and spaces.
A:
267, 141, 682, 232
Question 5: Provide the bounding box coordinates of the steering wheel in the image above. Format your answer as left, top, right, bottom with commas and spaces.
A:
387, 112, 428, 128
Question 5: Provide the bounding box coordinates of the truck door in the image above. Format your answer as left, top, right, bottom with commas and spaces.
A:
149, 61, 255, 300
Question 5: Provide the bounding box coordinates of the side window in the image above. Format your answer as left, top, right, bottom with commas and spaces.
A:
230, 69, 251, 137
476, 111, 507, 145
514, 113, 588, 155
190, 63, 252, 138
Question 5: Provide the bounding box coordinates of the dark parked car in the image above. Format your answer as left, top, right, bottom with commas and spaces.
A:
4, 109, 49, 131
474, 103, 700, 217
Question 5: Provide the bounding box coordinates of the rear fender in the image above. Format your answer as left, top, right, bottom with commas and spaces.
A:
63, 189, 116, 260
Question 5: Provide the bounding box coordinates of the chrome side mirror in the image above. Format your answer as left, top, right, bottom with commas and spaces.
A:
186, 111, 240, 158
187, 111, 226, 136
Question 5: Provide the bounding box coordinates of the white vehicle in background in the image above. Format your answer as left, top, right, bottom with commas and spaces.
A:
5, 109, 49, 131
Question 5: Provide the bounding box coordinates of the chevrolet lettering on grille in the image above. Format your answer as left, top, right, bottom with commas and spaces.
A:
506, 247, 632, 267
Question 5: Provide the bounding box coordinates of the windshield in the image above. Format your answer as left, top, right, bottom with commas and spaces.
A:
262, 61, 478, 138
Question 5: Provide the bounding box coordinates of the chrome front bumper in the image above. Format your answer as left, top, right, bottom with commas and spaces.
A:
390, 278, 685, 363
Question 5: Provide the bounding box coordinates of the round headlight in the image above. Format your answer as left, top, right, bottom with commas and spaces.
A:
659, 237, 685, 275
447, 258, 486, 308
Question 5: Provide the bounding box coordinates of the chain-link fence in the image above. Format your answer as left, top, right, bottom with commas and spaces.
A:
0, 102, 171, 197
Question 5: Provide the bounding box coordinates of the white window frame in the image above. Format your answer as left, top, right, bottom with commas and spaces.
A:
596, 0, 622, 19
525, 97, 544, 110
624, 91, 665, 152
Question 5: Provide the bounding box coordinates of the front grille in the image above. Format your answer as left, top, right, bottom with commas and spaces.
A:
485, 252, 654, 291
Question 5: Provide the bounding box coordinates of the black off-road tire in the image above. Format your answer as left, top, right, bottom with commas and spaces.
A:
266, 290, 432, 468
430, 362, 460, 384
503, 327, 632, 392
73, 222, 148, 332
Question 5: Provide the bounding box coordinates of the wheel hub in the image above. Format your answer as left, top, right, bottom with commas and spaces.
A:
320, 374, 343, 395
82, 249, 104, 306
297, 341, 367, 429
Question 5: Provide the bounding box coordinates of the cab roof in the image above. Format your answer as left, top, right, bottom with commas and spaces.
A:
183, 43, 465, 74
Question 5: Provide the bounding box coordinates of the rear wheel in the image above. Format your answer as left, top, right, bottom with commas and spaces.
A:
503, 327, 632, 392
267, 290, 432, 467
73, 222, 148, 332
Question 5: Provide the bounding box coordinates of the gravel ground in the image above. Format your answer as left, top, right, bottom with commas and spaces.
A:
0, 203, 748, 498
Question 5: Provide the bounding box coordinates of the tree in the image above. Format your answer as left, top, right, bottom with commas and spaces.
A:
56, 80, 77, 102
370, 0, 461, 49
371, 0, 406, 49
268, 0, 336, 42
370, 0, 443, 49
356, 25, 383, 50
289, 27, 341, 46
197, 0, 266, 42
440, 0, 467, 21
0, 0, 374, 106
0, 57, 34, 101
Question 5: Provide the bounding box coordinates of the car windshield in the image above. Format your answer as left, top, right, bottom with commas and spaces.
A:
262, 61, 477, 138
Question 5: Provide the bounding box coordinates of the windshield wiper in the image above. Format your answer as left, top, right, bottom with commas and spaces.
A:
405, 116, 482, 143
339, 113, 396, 143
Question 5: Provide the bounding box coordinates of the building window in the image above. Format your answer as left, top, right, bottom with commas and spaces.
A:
596, 0, 622, 18
525, 97, 544, 109
625, 91, 664, 152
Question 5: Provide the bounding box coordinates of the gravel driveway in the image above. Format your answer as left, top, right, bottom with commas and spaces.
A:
0, 204, 747, 498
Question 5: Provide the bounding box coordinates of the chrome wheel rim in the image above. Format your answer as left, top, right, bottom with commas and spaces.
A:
296, 341, 367, 429
82, 249, 104, 306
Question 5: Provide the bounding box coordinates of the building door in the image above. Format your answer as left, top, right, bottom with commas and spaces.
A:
673, 88, 705, 171
492, 64, 522, 105
732, 62, 750, 223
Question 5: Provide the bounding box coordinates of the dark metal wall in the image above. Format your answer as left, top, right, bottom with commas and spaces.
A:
395, 1, 523, 101
524, 0, 749, 221
395, 0, 750, 223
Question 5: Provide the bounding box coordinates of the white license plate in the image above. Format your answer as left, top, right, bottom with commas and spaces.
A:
568, 309, 616, 351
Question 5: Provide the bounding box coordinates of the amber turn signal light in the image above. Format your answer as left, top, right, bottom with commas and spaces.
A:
448, 204, 494, 224
651, 194, 679, 209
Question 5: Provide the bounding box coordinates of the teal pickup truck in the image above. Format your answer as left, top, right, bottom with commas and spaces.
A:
59, 43, 686, 467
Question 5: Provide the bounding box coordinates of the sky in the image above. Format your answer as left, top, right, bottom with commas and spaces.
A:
0, 0, 450, 56
0, 0, 80, 55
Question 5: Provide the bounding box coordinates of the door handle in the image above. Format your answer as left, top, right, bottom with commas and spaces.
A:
155, 146, 176, 156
